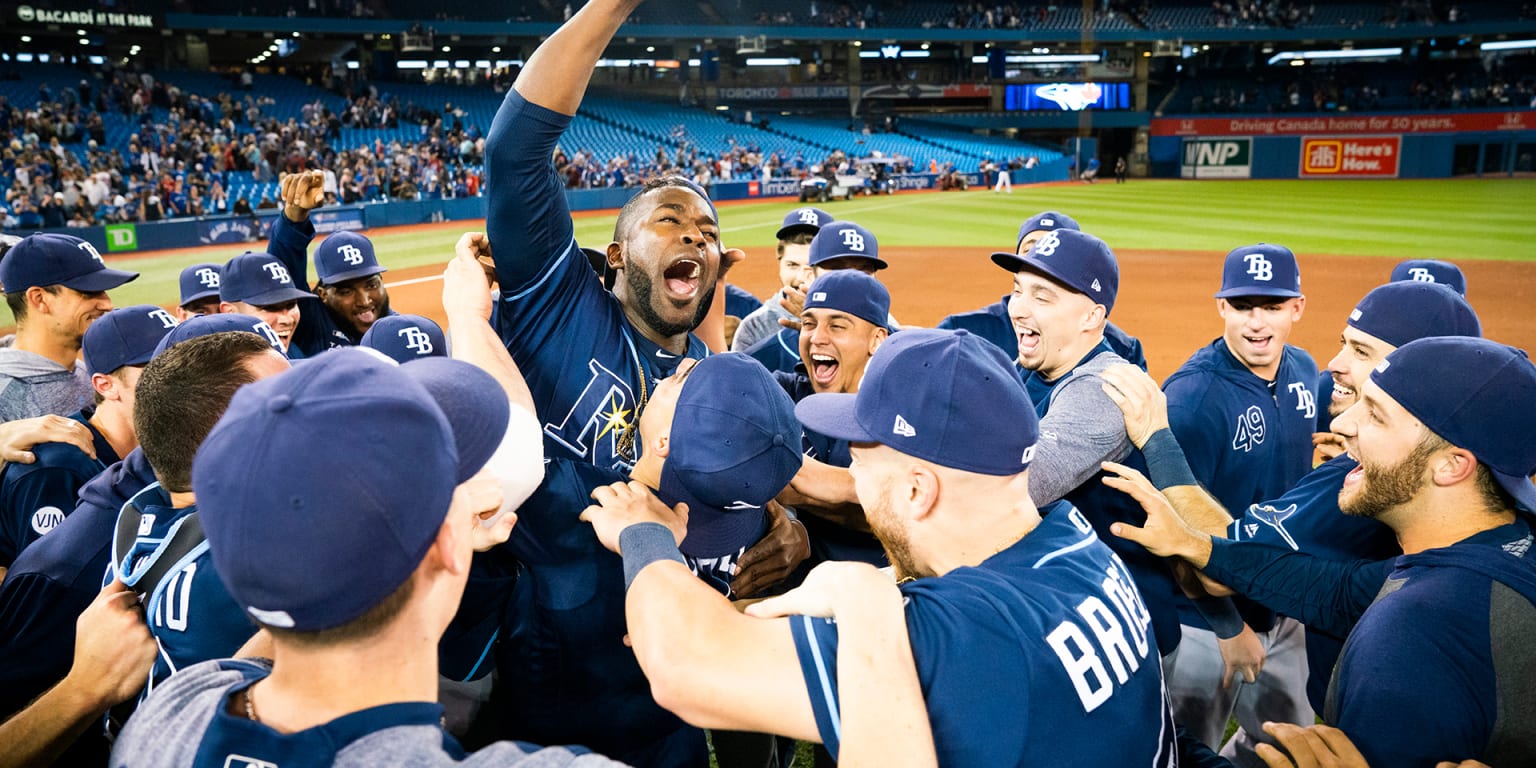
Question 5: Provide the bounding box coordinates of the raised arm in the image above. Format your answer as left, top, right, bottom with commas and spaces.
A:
270, 170, 324, 288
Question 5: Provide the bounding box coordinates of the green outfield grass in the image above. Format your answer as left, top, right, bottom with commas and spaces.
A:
5, 178, 1533, 326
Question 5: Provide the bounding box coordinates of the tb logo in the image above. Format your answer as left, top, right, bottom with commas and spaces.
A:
1033, 232, 1061, 257
337, 244, 365, 266
1407, 267, 1435, 283
261, 263, 293, 284
251, 321, 283, 349
1288, 381, 1316, 419
1244, 253, 1273, 282
1232, 405, 1266, 452
147, 308, 179, 329
195, 267, 220, 288
78, 241, 105, 264
796, 208, 820, 225
399, 327, 434, 355
839, 228, 865, 252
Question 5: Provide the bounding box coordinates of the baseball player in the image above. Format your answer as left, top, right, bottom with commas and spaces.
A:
217, 251, 311, 355
1102, 280, 1483, 763
172, 263, 224, 321
581, 328, 1177, 767
1158, 243, 1318, 760
730, 207, 829, 352
743, 220, 893, 375
0, 233, 139, 422
483, 0, 742, 473
0, 305, 176, 575
360, 314, 447, 363
112, 331, 294, 692
1109, 335, 1536, 768
939, 211, 1147, 369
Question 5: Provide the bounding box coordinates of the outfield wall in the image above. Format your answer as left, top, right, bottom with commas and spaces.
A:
1151, 110, 1536, 179
4, 164, 1068, 254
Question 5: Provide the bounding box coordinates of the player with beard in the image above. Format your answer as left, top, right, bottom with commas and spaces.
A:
1107, 335, 1536, 768
483, 0, 741, 474
1099, 280, 1482, 764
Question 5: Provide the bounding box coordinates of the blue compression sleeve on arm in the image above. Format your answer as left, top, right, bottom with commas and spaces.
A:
1142, 428, 1200, 491
619, 523, 687, 591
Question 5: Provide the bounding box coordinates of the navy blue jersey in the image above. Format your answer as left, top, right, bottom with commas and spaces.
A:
1226, 453, 1400, 710
482, 459, 711, 766
724, 284, 762, 318
791, 507, 1175, 767
771, 370, 885, 568
1313, 369, 1336, 433
0, 409, 116, 566
113, 484, 253, 691
937, 296, 1149, 371
267, 214, 396, 359
484, 91, 708, 473
743, 328, 802, 375
0, 447, 155, 763
1163, 338, 1319, 514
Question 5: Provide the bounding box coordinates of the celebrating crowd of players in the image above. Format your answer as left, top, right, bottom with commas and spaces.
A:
0, 2, 1533, 767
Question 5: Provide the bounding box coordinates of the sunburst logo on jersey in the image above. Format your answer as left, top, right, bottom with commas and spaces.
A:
596, 392, 634, 445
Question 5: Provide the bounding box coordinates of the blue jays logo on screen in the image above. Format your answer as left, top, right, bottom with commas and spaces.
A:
1232, 405, 1266, 452
543, 359, 641, 470
1037, 82, 1105, 111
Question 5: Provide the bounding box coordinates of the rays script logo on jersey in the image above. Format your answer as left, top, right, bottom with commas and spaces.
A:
1232, 405, 1266, 452
1287, 381, 1316, 420
543, 359, 640, 470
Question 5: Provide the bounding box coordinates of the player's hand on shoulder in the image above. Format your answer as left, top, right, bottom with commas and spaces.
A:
1099, 363, 1169, 448
1255, 723, 1370, 768
0, 414, 96, 464
67, 580, 157, 709
1101, 461, 1209, 562
443, 232, 496, 323
745, 560, 896, 620
730, 500, 810, 598
580, 480, 687, 555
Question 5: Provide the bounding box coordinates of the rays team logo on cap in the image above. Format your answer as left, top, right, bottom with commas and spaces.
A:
840, 228, 866, 252
399, 326, 434, 355
338, 244, 365, 266
261, 262, 293, 284
796, 208, 821, 224
196, 267, 220, 287
252, 321, 283, 349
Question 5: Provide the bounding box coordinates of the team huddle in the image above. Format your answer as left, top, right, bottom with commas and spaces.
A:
1, 2, 1534, 768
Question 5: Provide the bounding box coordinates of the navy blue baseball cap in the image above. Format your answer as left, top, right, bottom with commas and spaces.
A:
1347, 282, 1480, 349
178, 262, 224, 306
991, 229, 1120, 315
796, 328, 1038, 476
803, 270, 890, 330
315, 231, 387, 286
1215, 244, 1302, 299
0, 233, 138, 293
657, 353, 803, 558
385, 353, 510, 484
1391, 259, 1466, 297
361, 314, 447, 363
152, 313, 285, 358
194, 348, 508, 631
83, 305, 180, 376
1016, 210, 1080, 251
776, 207, 834, 240
809, 221, 887, 271
221, 252, 310, 306
1369, 337, 1536, 512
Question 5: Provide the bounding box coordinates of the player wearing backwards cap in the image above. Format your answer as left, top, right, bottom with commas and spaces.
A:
483, 0, 741, 474
264, 170, 398, 357
361, 313, 447, 364
581, 328, 1176, 767
1156, 243, 1319, 759
939, 211, 1147, 370
990, 227, 1198, 657
0, 233, 139, 422
1109, 335, 1536, 768
730, 207, 830, 352
0, 305, 176, 576
110, 332, 294, 694
743, 220, 895, 375
173, 263, 224, 321
1101, 281, 1483, 764
0, 313, 291, 760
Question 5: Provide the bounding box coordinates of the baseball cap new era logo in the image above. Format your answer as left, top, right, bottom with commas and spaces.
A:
893, 414, 916, 437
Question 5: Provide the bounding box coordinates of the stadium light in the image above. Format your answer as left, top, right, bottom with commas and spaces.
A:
397, 60, 428, 69
1267, 47, 1402, 65
745, 57, 801, 66
969, 53, 1101, 64
491, 46, 501, 53
20, 35, 30, 42
346, 61, 360, 69
1480, 39, 1536, 51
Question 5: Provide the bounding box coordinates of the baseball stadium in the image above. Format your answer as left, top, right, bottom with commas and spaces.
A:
1, 1, 1534, 767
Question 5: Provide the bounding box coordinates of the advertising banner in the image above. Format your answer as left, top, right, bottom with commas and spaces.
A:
1180, 137, 1252, 179
1299, 136, 1401, 177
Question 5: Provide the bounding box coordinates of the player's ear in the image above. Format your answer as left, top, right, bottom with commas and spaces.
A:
91, 372, 117, 400
906, 463, 940, 522
1291, 295, 1307, 320
605, 242, 624, 271
1431, 445, 1477, 488
867, 326, 888, 355
652, 433, 671, 460
219, 301, 238, 314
